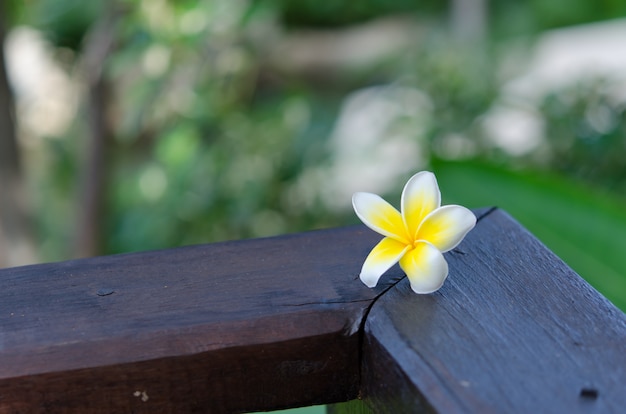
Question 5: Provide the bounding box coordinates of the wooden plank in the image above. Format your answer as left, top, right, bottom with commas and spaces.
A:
5, 207, 623, 413
0, 226, 393, 413
354, 208, 626, 413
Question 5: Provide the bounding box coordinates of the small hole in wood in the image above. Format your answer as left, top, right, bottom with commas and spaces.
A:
97, 288, 115, 296
579, 387, 598, 399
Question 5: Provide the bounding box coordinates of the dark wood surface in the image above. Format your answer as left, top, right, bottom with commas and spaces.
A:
350, 208, 626, 413
0, 225, 392, 413
2, 208, 625, 413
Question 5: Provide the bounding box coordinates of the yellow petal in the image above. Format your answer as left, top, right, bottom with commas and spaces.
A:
359, 237, 410, 288
399, 241, 449, 294
401, 171, 441, 240
416, 205, 476, 252
352, 192, 410, 244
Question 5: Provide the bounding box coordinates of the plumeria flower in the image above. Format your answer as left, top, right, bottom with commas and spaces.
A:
352, 171, 476, 294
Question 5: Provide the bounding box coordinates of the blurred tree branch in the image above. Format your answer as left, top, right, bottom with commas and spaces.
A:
261, 15, 424, 87
0, 2, 37, 268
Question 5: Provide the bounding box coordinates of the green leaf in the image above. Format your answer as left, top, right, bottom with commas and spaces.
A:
433, 159, 626, 312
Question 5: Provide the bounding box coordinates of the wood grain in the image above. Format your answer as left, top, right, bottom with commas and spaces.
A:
357, 208, 626, 413
3, 208, 624, 413
0, 226, 390, 413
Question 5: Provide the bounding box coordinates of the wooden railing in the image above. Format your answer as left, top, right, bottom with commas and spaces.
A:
1, 207, 625, 413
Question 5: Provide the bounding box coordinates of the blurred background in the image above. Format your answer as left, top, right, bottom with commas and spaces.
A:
1, 0, 626, 317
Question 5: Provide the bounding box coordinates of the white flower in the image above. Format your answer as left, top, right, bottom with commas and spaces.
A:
352, 171, 476, 294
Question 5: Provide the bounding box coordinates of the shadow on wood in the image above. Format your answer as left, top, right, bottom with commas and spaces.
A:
1, 208, 624, 413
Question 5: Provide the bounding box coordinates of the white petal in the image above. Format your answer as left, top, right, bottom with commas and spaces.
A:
417, 205, 476, 252
399, 241, 449, 294
352, 192, 410, 244
359, 237, 410, 288
401, 171, 441, 239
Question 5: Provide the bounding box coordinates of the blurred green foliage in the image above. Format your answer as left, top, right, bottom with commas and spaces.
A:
4, 0, 625, 316
539, 80, 626, 194
272, 0, 442, 27
37, 0, 103, 49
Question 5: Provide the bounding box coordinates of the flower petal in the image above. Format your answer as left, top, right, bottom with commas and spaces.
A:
359, 237, 410, 288
399, 241, 449, 294
401, 171, 441, 240
417, 205, 476, 252
353, 192, 410, 243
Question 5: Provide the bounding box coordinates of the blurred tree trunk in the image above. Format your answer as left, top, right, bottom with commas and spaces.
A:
450, 0, 487, 44
73, 9, 120, 258
0, 3, 37, 267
